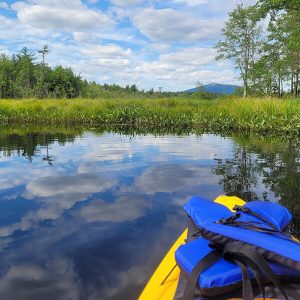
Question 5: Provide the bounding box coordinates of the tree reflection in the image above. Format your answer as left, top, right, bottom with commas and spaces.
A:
213, 135, 300, 237
257, 140, 300, 236
0, 132, 77, 164
213, 146, 259, 202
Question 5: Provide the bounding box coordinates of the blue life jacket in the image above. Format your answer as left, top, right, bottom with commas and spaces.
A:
176, 237, 300, 296
176, 196, 300, 300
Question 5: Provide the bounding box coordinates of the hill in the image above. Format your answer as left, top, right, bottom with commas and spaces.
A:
185, 83, 240, 95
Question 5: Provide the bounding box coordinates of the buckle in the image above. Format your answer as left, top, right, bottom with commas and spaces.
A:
217, 213, 241, 225
233, 205, 250, 213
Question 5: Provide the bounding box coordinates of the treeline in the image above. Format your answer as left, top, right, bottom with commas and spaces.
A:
216, 0, 300, 97
0, 47, 147, 99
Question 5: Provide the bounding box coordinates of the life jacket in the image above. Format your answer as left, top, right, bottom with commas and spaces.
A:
175, 196, 300, 300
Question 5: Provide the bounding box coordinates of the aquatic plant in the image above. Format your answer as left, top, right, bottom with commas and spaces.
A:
0, 98, 299, 136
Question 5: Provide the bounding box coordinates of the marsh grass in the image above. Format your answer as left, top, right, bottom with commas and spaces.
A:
0, 98, 299, 136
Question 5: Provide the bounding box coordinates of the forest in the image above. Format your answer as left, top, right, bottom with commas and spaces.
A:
0, 46, 147, 99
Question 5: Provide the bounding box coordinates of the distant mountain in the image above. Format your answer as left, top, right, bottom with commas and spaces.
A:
184, 83, 240, 95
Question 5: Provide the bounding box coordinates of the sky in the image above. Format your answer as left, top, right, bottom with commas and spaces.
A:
0, 0, 255, 91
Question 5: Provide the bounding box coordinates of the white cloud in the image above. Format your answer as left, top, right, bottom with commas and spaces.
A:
73, 32, 96, 43
130, 47, 236, 89
158, 47, 216, 67
12, 1, 112, 32
171, 0, 208, 6
171, 0, 256, 9
131, 8, 223, 42
82, 44, 132, 58
111, 0, 143, 7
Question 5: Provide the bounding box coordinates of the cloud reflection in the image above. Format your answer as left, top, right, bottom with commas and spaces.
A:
0, 174, 117, 237
26, 173, 115, 198
0, 260, 80, 300
80, 196, 150, 223
134, 163, 220, 194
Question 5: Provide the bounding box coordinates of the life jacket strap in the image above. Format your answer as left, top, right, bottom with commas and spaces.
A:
182, 242, 290, 300
233, 259, 255, 300
182, 251, 221, 300
233, 205, 278, 231
223, 242, 289, 300
217, 206, 295, 242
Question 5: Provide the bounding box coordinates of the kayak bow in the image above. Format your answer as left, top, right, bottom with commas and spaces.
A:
139, 195, 245, 300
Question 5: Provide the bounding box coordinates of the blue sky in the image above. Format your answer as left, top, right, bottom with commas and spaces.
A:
0, 0, 255, 91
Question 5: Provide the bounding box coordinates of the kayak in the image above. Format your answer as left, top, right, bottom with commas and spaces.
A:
139, 196, 300, 300
139, 195, 247, 300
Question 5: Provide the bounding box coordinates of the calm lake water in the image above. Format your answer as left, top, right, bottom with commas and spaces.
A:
0, 130, 299, 300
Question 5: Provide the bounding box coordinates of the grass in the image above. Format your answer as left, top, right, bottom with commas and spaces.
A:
0, 97, 299, 136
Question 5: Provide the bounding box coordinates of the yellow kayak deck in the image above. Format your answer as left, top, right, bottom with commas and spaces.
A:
139, 195, 246, 300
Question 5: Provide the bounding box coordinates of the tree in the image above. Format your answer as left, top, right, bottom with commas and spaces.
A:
251, 15, 288, 97
14, 47, 36, 98
283, 11, 300, 97
36, 45, 50, 98
38, 45, 49, 65
0, 54, 14, 98
215, 4, 262, 97
257, 0, 300, 17
130, 84, 138, 93
48, 66, 79, 98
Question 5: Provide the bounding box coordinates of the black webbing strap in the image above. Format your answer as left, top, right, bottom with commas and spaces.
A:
246, 249, 289, 300
233, 259, 254, 300
182, 251, 221, 300
224, 221, 295, 242
242, 256, 266, 300
233, 205, 279, 231
220, 205, 295, 242
223, 243, 289, 300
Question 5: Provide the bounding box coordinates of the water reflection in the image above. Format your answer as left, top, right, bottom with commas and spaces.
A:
0, 132, 77, 162
0, 130, 299, 299
213, 135, 300, 234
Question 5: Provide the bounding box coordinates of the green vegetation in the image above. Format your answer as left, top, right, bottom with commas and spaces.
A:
216, 0, 300, 98
0, 47, 144, 99
257, 0, 300, 15
0, 98, 299, 136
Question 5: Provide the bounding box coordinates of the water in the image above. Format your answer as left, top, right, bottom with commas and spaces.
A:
0, 130, 299, 300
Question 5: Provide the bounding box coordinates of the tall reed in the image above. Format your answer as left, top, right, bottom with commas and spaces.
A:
0, 98, 299, 136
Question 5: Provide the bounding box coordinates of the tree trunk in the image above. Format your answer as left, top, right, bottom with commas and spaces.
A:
243, 85, 247, 98
291, 73, 294, 96
243, 79, 248, 98
296, 73, 299, 97
278, 75, 281, 97
243, 73, 248, 98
